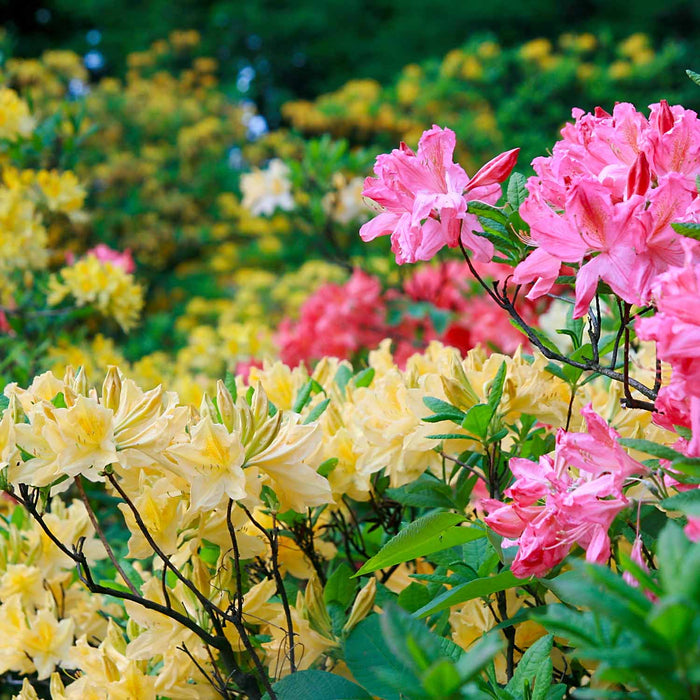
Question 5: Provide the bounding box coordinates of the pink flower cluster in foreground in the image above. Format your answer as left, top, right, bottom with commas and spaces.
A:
276, 263, 542, 368
513, 101, 700, 317
360, 126, 518, 264
636, 241, 700, 540
482, 405, 647, 578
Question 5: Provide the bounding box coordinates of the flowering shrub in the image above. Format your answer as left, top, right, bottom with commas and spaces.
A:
1, 24, 700, 700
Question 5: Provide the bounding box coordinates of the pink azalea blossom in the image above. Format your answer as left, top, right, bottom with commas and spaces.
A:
482, 406, 646, 578
515, 101, 700, 316
360, 126, 518, 264
685, 517, 700, 543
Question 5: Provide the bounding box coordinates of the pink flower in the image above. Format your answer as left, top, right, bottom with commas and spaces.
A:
637, 243, 700, 397
86, 244, 136, 273
685, 517, 700, 543
622, 536, 658, 601
276, 269, 388, 367
482, 407, 646, 578
516, 102, 700, 316
361, 126, 518, 264
556, 404, 648, 485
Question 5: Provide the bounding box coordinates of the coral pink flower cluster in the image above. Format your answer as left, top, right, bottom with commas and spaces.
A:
359, 126, 518, 264
276, 263, 541, 368
513, 101, 700, 317
482, 405, 647, 578
277, 270, 389, 368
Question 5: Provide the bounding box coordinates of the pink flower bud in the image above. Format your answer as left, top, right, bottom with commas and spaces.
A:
625, 151, 651, 199
657, 99, 675, 134
467, 147, 520, 191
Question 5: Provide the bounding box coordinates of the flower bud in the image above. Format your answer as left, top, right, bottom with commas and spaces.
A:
73, 366, 89, 396
106, 618, 128, 656
199, 392, 217, 421
657, 99, 675, 134
441, 354, 480, 411
50, 673, 67, 699
304, 574, 333, 638
467, 148, 520, 191
216, 379, 235, 432
102, 366, 122, 412
625, 151, 651, 199
343, 577, 376, 634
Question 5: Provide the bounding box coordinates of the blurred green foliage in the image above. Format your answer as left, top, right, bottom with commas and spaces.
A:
3, 0, 700, 122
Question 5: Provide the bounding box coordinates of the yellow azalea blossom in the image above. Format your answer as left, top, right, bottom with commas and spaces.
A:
0, 564, 46, 608
48, 254, 144, 332
0, 88, 35, 140
35, 170, 86, 214
22, 608, 75, 679
167, 416, 247, 512
0, 596, 34, 676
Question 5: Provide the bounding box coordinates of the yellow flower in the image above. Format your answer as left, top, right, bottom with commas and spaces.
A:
0, 88, 35, 140
35, 170, 86, 213
22, 609, 75, 679
168, 416, 247, 512
48, 254, 144, 331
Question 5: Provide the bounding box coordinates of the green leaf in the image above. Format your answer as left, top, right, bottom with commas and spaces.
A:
344, 615, 414, 700
617, 438, 682, 461
455, 632, 503, 682
353, 367, 375, 388
266, 670, 372, 700
292, 380, 313, 413
660, 489, 700, 517
487, 361, 507, 413
325, 563, 358, 609
386, 478, 455, 509
398, 582, 433, 613
380, 603, 464, 670
303, 398, 330, 424
416, 570, 526, 618
670, 221, 700, 241
507, 172, 528, 210
461, 404, 494, 440
354, 512, 484, 577
423, 397, 466, 424
51, 392, 67, 408
334, 365, 354, 395
506, 634, 553, 699
467, 200, 508, 225
421, 658, 462, 698
224, 370, 238, 403
317, 457, 338, 478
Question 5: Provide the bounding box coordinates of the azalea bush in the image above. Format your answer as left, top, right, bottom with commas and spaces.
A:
1, 66, 700, 700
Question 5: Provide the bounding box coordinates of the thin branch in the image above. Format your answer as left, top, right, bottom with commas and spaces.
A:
240, 505, 297, 674
457, 240, 658, 403
438, 451, 488, 484
74, 475, 140, 596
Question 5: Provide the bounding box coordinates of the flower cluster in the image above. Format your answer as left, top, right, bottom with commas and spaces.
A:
47, 253, 145, 332
513, 101, 700, 316
360, 125, 518, 264
483, 405, 647, 577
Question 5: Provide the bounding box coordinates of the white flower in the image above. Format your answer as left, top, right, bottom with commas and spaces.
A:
240, 159, 295, 216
